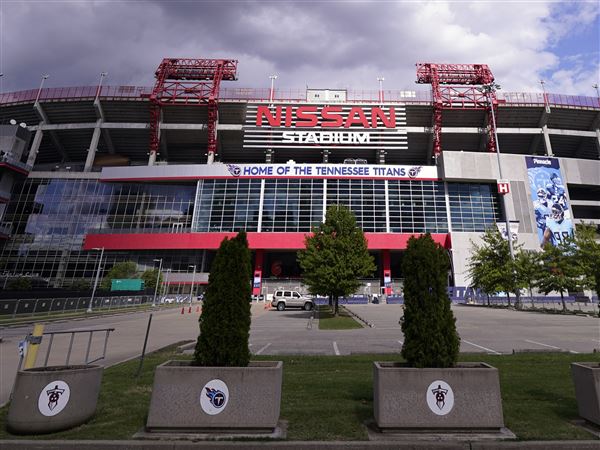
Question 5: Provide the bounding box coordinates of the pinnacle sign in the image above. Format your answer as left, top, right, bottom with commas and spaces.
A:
244, 103, 408, 151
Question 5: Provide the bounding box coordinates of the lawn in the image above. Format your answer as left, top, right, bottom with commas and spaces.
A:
0, 348, 596, 441
317, 305, 363, 330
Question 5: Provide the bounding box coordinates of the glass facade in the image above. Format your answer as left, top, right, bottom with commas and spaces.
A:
0, 176, 501, 285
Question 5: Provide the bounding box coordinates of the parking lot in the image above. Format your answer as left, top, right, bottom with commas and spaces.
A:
1, 301, 598, 406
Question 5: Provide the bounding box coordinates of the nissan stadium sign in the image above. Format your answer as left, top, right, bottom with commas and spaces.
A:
100, 163, 439, 181
244, 103, 407, 151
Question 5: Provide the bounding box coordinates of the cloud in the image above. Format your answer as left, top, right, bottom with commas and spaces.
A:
0, 0, 597, 96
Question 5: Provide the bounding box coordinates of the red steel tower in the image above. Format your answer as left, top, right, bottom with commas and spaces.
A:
147, 58, 238, 161
416, 63, 497, 157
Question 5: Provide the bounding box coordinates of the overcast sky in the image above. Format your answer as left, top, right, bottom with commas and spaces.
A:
0, 0, 598, 97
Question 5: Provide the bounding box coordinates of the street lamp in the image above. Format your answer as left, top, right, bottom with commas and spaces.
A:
269, 75, 278, 104
35, 74, 49, 104
88, 247, 105, 313
377, 77, 385, 103
152, 258, 163, 307
163, 268, 171, 298
189, 264, 196, 306
480, 83, 521, 308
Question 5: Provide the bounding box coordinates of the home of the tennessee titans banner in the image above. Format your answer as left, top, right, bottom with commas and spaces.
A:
526, 157, 573, 247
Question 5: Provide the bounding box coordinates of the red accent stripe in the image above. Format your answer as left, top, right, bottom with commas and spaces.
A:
83, 232, 451, 251
0, 163, 29, 176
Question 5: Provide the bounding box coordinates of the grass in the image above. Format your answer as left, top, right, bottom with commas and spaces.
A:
0, 349, 597, 441
317, 305, 363, 330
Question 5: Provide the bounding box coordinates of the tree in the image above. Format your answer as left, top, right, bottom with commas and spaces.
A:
401, 234, 460, 368
7, 277, 32, 291
100, 261, 138, 290
574, 223, 600, 299
297, 204, 376, 316
68, 279, 91, 291
536, 239, 583, 311
194, 231, 252, 367
141, 269, 163, 291
514, 249, 543, 308
467, 228, 521, 308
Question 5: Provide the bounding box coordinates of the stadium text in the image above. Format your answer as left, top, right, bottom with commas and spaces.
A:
282, 131, 369, 144
256, 105, 396, 128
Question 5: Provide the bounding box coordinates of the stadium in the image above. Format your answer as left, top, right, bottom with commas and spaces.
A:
0, 59, 598, 299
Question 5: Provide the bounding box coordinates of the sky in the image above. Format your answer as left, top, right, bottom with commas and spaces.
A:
0, 0, 598, 97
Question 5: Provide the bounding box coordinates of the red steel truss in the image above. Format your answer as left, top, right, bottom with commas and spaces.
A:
147, 58, 238, 159
416, 63, 498, 156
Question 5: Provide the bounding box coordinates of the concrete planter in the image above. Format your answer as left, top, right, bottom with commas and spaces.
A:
373, 362, 504, 431
146, 360, 282, 432
7, 365, 103, 434
571, 362, 600, 426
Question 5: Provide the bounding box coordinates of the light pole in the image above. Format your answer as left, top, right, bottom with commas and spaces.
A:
88, 247, 104, 313
481, 83, 521, 308
189, 264, 196, 306
35, 74, 49, 104
269, 75, 278, 104
96, 71, 108, 100
593, 84, 600, 107
539, 79, 550, 114
377, 77, 385, 103
163, 268, 171, 298
152, 258, 163, 307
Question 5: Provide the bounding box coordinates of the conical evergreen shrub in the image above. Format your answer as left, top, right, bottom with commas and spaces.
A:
401, 234, 460, 368
193, 231, 252, 367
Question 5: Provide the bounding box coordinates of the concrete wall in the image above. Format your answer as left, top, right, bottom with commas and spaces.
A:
441, 151, 600, 287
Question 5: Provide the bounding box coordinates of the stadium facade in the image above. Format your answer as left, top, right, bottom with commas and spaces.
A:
0, 60, 598, 298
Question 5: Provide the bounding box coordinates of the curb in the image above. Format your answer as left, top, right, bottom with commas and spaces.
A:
342, 305, 374, 328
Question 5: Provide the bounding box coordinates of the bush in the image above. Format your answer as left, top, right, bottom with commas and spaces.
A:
193, 231, 252, 367
7, 277, 32, 291
401, 234, 460, 368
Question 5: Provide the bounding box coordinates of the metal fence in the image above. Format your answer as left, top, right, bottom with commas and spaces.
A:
0, 295, 156, 319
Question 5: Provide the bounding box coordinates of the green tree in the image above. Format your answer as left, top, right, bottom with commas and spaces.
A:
194, 231, 252, 367
141, 269, 163, 291
536, 240, 583, 311
467, 228, 521, 308
401, 234, 460, 368
68, 279, 91, 291
514, 249, 543, 308
574, 223, 600, 299
7, 277, 32, 290
297, 204, 376, 316
100, 261, 138, 290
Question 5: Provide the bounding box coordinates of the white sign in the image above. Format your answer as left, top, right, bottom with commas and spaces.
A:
496, 221, 519, 242
497, 179, 510, 195
102, 163, 439, 182
426, 380, 454, 416
38, 380, 70, 417
200, 379, 229, 415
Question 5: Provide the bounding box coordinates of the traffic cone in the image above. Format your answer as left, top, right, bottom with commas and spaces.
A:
188, 306, 192, 313
196, 306, 200, 313
181, 307, 184, 314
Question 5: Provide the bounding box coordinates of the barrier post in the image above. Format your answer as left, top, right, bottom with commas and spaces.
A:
23, 323, 44, 369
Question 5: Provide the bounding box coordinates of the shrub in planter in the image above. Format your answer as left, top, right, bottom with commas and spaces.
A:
373, 234, 506, 432
146, 232, 283, 433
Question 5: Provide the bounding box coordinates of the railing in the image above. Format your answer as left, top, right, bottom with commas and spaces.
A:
0, 295, 156, 319
1, 85, 598, 109
0, 222, 12, 236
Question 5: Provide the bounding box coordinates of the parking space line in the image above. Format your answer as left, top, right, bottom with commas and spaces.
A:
462, 339, 501, 355
333, 341, 340, 356
525, 339, 561, 350
255, 343, 271, 355
397, 340, 403, 346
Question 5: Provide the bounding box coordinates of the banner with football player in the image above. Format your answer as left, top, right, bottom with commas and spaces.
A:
526, 157, 574, 248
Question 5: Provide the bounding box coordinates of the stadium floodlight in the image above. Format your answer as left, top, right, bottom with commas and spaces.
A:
593, 84, 599, 104
269, 74, 278, 104
539, 79, 551, 114
377, 77, 385, 103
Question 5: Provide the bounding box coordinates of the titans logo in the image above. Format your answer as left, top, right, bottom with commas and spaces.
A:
205, 387, 226, 408
226, 164, 241, 177
408, 166, 423, 178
